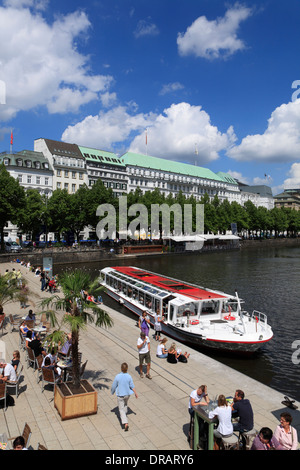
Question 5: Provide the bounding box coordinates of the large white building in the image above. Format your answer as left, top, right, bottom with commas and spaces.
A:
79, 145, 128, 198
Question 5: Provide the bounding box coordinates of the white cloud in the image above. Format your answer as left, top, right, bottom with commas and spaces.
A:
283, 163, 300, 189
0, 3, 113, 120
129, 102, 236, 164
159, 82, 184, 96
61, 105, 156, 150
177, 3, 252, 59
134, 19, 159, 38
227, 99, 300, 163
61, 102, 235, 163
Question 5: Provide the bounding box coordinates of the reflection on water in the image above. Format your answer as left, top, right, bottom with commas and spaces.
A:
55, 245, 300, 401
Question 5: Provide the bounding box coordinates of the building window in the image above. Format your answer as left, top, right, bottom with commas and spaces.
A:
57, 169, 61, 177
72, 184, 76, 193
45, 178, 49, 186
27, 175, 31, 184
36, 177, 41, 185
64, 183, 68, 190
18, 174, 22, 183
57, 182, 61, 189
72, 171, 76, 179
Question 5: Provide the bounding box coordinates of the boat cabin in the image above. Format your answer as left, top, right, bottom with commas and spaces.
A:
101, 267, 240, 325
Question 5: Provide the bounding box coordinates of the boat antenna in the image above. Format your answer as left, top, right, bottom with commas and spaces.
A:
235, 290, 241, 314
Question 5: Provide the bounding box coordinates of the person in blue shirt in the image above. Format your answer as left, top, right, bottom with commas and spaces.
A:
111, 362, 138, 431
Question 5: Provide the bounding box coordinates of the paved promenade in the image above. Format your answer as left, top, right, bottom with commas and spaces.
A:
0, 261, 299, 451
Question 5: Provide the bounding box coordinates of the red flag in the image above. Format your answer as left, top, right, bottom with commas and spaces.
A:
10, 130, 13, 146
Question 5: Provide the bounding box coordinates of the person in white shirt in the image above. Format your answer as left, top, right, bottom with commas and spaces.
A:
188, 385, 210, 417
209, 394, 233, 440
137, 332, 151, 379
0, 361, 17, 382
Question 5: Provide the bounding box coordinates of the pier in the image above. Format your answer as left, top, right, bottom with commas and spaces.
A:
0, 261, 299, 451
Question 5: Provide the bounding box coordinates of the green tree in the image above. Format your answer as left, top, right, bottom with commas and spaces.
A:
41, 270, 113, 389
18, 189, 45, 241
47, 189, 71, 241
66, 185, 90, 241
0, 164, 26, 251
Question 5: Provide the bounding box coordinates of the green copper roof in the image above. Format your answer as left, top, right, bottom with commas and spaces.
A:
216, 171, 239, 185
79, 146, 125, 167
121, 152, 224, 182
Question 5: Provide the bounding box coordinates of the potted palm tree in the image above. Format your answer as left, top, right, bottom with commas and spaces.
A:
40, 269, 112, 420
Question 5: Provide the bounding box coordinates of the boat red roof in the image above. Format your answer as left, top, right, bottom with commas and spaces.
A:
111, 266, 226, 300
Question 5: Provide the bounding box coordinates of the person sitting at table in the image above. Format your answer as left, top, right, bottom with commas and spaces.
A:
188, 385, 210, 449
29, 333, 47, 358
273, 413, 298, 450
11, 350, 20, 371
42, 348, 58, 367
231, 389, 254, 435
25, 309, 36, 322
188, 385, 210, 417
25, 330, 35, 348
43, 356, 61, 381
0, 359, 17, 382
58, 333, 72, 357
20, 320, 32, 338
251, 427, 284, 450
208, 394, 233, 450
13, 436, 28, 450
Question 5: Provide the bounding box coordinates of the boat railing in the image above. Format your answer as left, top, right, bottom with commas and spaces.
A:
251, 310, 268, 330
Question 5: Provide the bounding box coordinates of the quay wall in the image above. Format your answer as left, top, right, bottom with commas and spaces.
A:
0, 237, 299, 267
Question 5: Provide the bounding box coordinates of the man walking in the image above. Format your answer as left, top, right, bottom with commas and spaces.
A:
111, 363, 138, 431
137, 332, 152, 379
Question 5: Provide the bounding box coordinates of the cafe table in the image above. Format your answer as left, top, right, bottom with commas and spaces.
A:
33, 325, 47, 335
193, 404, 217, 451
0, 433, 9, 450
57, 359, 72, 382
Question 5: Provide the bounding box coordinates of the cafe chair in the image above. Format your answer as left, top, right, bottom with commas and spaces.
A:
9, 314, 18, 332
8, 422, 32, 449
41, 367, 56, 397
37, 442, 48, 450
221, 433, 239, 450
35, 355, 44, 383
6, 364, 23, 398
0, 382, 7, 411
26, 347, 36, 369
66, 359, 87, 382
25, 320, 35, 329
239, 428, 258, 450
19, 330, 26, 351
0, 319, 4, 337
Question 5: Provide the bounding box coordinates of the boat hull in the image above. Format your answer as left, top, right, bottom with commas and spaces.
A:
105, 288, 271, 355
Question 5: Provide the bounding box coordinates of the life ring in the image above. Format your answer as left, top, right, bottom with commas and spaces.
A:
224, 315, 235, 321
124, 247, 128, 254
190, 319, 199, 325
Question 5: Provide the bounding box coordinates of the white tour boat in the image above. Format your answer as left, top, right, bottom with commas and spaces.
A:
100, 266, 273, 355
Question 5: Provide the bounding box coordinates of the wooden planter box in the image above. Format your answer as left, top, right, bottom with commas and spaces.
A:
54, 380, 98, 420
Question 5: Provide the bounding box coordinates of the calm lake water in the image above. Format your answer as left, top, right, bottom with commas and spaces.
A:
55, 245, 300, 402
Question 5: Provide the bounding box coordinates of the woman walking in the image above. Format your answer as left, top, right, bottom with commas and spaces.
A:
111, 363, 138, 431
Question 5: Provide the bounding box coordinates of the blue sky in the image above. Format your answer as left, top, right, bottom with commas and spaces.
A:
1, 0, 300, 195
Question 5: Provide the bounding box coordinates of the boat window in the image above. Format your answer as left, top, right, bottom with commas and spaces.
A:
169, 304, 174, 322
223, 300, 238, 313
177, 302, 198, 318
201, 300, 220, 315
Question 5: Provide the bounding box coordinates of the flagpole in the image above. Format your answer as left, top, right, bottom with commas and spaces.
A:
145, 128, 148, 155
10, 129, 13, 154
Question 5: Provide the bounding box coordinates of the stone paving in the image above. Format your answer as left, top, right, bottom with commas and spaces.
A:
0, 261, 299, 451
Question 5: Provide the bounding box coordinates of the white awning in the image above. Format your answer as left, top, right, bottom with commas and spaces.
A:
163, 235, 206, 242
